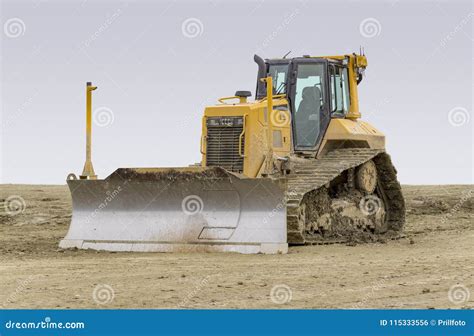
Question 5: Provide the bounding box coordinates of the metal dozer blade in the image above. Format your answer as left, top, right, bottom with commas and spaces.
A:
60, 82, 288, 254
61, 167, 288, 254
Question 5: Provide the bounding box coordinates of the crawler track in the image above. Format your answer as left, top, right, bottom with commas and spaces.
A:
285, 148, 405, 244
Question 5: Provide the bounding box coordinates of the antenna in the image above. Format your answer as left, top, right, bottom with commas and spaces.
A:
282, 50, 291, 59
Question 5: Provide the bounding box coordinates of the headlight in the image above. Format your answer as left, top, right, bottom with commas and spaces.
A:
207, 119, 219, 126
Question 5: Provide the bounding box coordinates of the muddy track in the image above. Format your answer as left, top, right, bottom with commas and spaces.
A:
373, 153, 406, 231
285, 148, 405, 244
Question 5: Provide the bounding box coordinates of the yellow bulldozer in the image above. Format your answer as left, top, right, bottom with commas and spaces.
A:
60, 52, 405, 254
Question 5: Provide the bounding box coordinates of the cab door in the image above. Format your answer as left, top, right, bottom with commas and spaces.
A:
287, 58, 331, 152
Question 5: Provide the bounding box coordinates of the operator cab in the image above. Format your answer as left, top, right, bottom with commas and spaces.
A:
255, 55, 351, 152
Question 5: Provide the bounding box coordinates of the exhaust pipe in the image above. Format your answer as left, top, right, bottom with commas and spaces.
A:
254, 54, 267, 99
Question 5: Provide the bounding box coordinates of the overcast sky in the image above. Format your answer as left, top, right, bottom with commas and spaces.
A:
1, 0, 472, 184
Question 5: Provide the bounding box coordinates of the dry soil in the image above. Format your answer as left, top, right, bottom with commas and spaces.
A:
0, 185, 472, 309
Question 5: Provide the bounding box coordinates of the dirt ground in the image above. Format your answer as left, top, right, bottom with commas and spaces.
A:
0, 184, 472, 309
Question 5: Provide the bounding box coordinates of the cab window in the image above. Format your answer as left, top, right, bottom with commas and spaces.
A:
268, 64, 288, 94
330, 65, 350, 115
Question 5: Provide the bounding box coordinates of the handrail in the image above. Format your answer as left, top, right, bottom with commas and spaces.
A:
200, 135, 207, 155
238, 114, 247, 158
258, 94, 286, 103
218, 96, 240, 104
262, 77, 274, 176
200, 116, 207, 155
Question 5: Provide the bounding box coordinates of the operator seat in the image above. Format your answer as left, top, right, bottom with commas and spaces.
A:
295, 86, 321, 146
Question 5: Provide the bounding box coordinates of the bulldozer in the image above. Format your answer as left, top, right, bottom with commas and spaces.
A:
60, 52, 405, 254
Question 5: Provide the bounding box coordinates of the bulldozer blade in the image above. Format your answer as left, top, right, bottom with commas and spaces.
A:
60, 167, 288, 254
